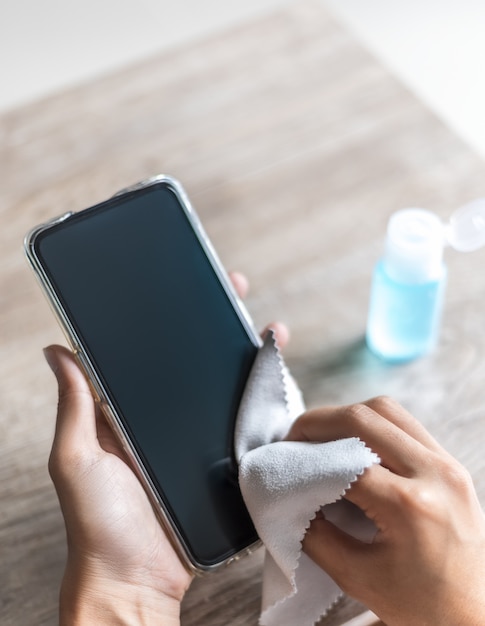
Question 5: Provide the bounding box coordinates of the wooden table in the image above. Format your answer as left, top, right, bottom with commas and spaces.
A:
1, 2, 485, 624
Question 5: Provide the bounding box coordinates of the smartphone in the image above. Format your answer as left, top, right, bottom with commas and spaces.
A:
25, 175, 262, 572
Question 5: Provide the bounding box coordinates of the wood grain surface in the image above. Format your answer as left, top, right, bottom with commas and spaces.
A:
1, 2, 485, 624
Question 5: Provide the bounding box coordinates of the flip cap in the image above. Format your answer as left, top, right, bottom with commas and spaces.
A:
446, 198, 485, 252
384, 208, 445, 283
383, 201, 485, 284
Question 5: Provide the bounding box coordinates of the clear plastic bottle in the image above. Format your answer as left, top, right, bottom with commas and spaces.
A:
366, 201, 485, 362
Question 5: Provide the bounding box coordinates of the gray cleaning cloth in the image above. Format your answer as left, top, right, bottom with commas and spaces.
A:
235, 332, 379, 626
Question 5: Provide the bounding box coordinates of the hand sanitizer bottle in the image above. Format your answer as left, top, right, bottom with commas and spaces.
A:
366, 200, 485, 362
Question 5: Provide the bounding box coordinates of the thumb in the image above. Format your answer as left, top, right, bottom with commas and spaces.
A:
44, 345, 99, 478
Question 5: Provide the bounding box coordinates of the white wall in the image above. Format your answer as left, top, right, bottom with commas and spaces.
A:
2, 1, 485, 159
325, 0, 485, 161
0, 0, 289, 112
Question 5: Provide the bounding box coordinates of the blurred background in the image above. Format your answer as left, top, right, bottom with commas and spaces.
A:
2, 0, 485, 160
2, 3, 485, 625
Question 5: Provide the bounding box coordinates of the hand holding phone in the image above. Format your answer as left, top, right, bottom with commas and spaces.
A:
44, 343, 191, 625
26, 176, 290, 619
44, 275, 289, 624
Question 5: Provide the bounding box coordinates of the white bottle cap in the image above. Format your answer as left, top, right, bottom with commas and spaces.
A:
383, 200, 485, 284
446, 198, 485, 252
384, 208, 445, 284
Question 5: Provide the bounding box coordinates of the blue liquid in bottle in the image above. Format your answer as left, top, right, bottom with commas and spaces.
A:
366, 260, 446, 362
366, 209, 447, 362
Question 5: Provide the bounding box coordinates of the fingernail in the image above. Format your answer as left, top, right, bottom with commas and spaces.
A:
43, 346, 59, 376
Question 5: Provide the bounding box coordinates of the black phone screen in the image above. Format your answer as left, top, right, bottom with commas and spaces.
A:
34, 183, 259, 566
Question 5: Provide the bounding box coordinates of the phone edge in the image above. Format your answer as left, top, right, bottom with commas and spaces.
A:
23, 175, 263, 575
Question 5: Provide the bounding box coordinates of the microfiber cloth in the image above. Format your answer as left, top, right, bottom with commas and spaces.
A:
235, 332, 380, 626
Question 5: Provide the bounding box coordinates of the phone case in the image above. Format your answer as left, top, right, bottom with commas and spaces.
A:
24, 175, 262, 574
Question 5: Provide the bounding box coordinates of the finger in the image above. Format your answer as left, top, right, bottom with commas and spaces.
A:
44, 345, 99, 462
302, 513, 372, 595
229, 271, 249, 299
227, 271, 291, 350
344, 464, 408, 529
363, 396, 444, 455
262, 321, 290, 350
287, 404, 427, 477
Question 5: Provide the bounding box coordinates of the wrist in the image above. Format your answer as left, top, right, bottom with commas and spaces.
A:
60, 562, 182, 626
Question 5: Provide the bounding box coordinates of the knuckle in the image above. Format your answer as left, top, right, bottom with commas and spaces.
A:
47, 446, 71, 486
439, 457, 473, 491
57, 388, 94, 414
398, 461, 473, 516
396, 480, 440, 517
367, 395, 398, 413
48, 442, 96, 487
343, 403, 373, 427
408, 483, 436, 510
286, 411, 311, 441
47, 449, 59, 483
